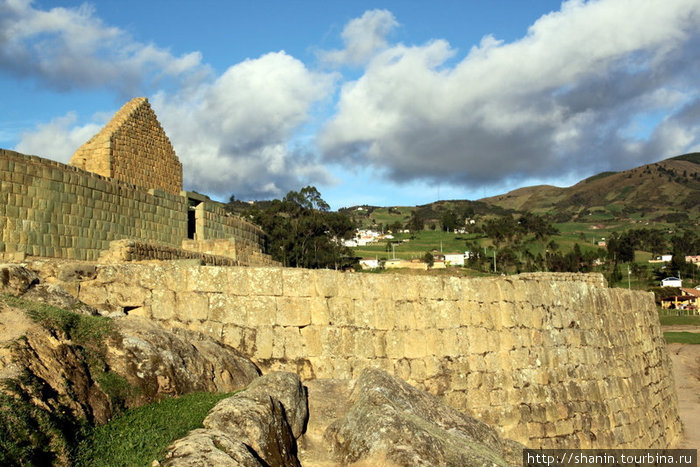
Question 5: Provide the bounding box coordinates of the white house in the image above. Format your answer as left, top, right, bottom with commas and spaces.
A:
661, 277, 683, 287
359, 258, 380, 270
443, 251, 473, 267
444, 253, 466, 267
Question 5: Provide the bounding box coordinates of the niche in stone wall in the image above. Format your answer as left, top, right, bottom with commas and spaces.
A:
187, 198, 202, 240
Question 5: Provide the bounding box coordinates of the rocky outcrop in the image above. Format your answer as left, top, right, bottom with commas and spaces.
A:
164, 372, 307, 467
8, 315, 260, 425
324, 368, 523, 466
0, 263, 39, 295
166, 369, 525, 467
0, 273, 261, 465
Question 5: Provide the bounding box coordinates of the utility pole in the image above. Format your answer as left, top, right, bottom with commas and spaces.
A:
627, 264, 631, 290
493, 250, 497, 273
392, 243, 396, 260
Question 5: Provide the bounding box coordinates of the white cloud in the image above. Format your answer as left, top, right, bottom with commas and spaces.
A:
152, 51, 337, 199
0, 0, 207, 95
8, 1, 337, 201
319, 9, 398, 66
320, 0, 700, 189
14, 112, 103, 162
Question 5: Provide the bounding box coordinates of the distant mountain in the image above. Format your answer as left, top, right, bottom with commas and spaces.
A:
478, 153, 700, 222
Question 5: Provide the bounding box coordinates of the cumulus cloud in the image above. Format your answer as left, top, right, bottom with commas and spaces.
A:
14, 112, 104, 162
152, 52, 337, 199
319, 9, 398, 66
0, 0, 207, 95
320, 0, 700, 190
8, 2, 337, 200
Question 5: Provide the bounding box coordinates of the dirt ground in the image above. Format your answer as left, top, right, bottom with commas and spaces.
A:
0, 302, 35, 380
666, 341, 700, 452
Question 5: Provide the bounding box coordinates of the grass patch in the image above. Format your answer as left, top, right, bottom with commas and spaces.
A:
659, 314, 700, 326
584, 171, 618, 183
0, 294, 139, 464
664, 332, 700, 344
73, 391, 234, 466
1, 294, 134, 406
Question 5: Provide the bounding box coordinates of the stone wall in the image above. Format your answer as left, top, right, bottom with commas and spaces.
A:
180, 238, 279, 267
0, 150, 187, 261
196, 201, 267, 251
0, 150, 271, 263
69, 98, 183, 195
71, 264, 682, 450
99, 239, 239, 266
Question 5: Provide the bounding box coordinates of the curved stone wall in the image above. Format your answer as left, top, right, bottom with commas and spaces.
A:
71, 264, 682, 449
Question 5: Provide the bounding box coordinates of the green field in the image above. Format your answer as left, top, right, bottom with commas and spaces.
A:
352, 230, 483, 260
659, 315, 700, 326
663, 332, 700, 344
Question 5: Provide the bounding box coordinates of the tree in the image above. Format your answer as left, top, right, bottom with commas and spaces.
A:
483, 216, 520, 247
406, 211, 424, 232
249, 187, 354, 269
388, 220, 403, 233
441, 210, 458, 232
423, 251, 434, 268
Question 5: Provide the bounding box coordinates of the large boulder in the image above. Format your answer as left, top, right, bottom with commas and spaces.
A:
104, 317, 261, 409
4, 313, 260, 426
0, 264, 39, 296
164, 372, 308, 467
324, 368, 523, 466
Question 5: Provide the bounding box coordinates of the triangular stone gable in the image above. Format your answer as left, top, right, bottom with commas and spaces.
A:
70, 97, 183, 194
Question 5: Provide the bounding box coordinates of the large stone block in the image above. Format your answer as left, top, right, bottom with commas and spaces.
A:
208, 294, 247, 326
247, 268, 283, 296
300, 326, 322, 357
313, 269, 339, 297
175, 291, 209, 322
241, 296, 276, 326
282, 268, 315, 297
275, 296, 312, 327
327, 296, 354, 326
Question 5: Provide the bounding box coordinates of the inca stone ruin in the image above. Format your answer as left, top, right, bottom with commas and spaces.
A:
0, 99, 684, 454
0, 98, 276, 266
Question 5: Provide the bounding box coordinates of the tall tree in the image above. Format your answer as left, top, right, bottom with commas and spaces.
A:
249, 187, 354, 269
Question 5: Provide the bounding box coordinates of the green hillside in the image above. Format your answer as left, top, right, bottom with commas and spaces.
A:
479, 153, 700, 222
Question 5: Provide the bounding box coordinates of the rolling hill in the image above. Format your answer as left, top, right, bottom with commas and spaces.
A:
479, 153, 700, 222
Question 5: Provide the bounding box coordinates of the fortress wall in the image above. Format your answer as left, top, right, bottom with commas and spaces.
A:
0, 149, 187, 260
74, 264, 682, 449
197, 200, 266, 250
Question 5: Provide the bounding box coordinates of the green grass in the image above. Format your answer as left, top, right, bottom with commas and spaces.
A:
584, 171, 618, 183
663, 332, 700, 344
1, 294, 135, 406
671, 152, 700, 164
351, 230, 481, 260
73, 391, 234, 466
659, 315, 700, 326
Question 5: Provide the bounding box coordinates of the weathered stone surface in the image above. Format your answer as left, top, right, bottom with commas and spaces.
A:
324, 368, 520, 466
105, 317, 261, 406
163, 429, 264, 467
242, 371, 308, 439
2, 307, 260, 427
0, 263, 38, 295
23, 283, 98, 315
165, 372, 307, 467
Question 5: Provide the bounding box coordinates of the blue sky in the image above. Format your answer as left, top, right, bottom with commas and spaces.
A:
2, 0, 699, 210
